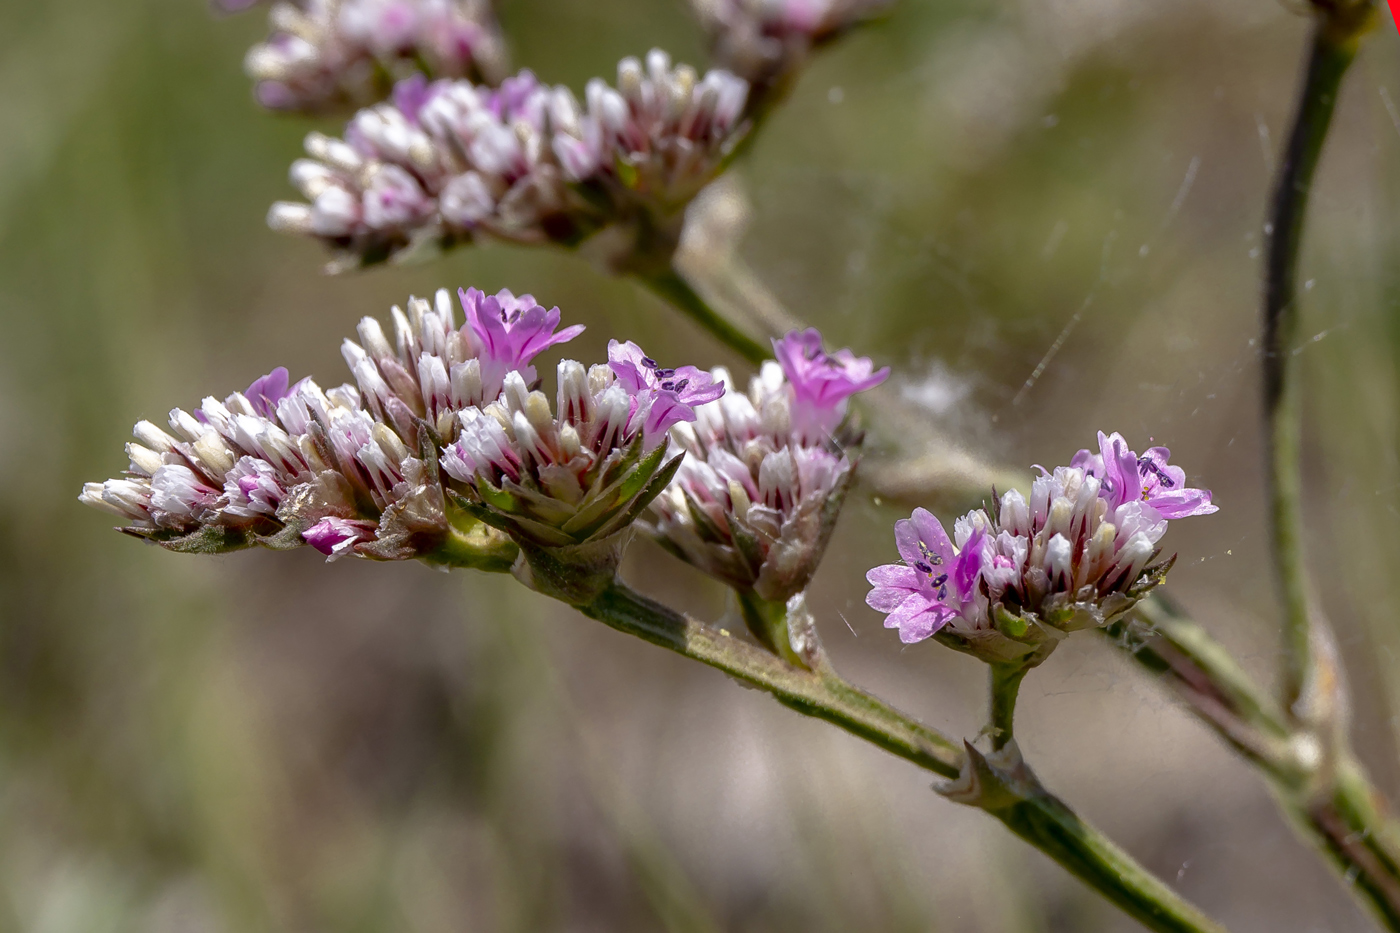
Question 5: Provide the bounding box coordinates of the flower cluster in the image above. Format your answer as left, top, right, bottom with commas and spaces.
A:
441, 341, 723, 548
866, 432, 1217, 665
79, 286, 582, 565
692, 0, 891, 112
645, 329, 888, 602
242, 0, 507, 114
267, 51, 750, 271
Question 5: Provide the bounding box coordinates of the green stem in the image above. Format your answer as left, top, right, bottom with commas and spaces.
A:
581, 580, 1225, 933
991, 792, 1222, 933
637, 268, 770, 366
736, 589, 805, 668
1262, 13, 1367, 715
1111, 596, 1400, 928
989, 662, 1029, 752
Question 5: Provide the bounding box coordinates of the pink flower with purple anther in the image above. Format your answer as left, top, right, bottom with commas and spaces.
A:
1073, 431, 1218, 519
303, 516, 378, 559
866, 433, 1217, 665
771, 328, 888, 442
460, 287, 585, 395
865, 508, 981, 643
608, 340, 725, 448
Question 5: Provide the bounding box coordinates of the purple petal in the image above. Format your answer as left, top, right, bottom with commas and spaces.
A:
866, 563, 920, 588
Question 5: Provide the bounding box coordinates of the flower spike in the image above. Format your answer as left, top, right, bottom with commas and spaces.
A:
78, 286, 591, 570
268, 53, 750, 272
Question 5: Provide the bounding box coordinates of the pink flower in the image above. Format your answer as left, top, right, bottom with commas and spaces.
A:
607, 340, 725, 448
459, 287, 585, 398
865, 508, 983, 644
771, 328, 888, 443
1073, 431, 1218, 519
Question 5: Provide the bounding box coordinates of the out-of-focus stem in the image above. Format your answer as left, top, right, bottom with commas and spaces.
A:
1111, 595, 1400, 929
581, 580, 1226, 933
637, 268, 770, 365
1262, 7, 1371, 717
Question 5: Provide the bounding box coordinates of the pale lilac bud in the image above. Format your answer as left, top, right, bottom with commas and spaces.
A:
304, 516, 378, 559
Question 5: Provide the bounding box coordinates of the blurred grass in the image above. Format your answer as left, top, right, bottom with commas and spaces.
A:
2, 0, 1400, 929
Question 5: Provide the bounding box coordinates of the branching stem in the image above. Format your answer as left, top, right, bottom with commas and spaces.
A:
577, 580, 1225, 933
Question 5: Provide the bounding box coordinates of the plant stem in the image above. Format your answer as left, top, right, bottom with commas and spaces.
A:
581, 580, 1226, 933
991, 791, 1222, 933
637, 268, 770, 366
582, 581, 962, 777
989, 662, 1029, 752
736, 589, 806, 668
1111, 596, 1400, 928
1262, 11, 1368, 716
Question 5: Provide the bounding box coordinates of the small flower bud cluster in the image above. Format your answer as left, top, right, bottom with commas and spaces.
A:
866, 432, 1217, 665
646, 329, 888, 602
267, 51, 750, 271
441, 341, 724, 551
242, 0, 507, 114
80, 286, 581, 564
692, 0, 891, 112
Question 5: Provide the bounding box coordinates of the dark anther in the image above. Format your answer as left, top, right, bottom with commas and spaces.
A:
660, 381, 675, 391
932, 573, 948, 588
914, 560, 933, 573
655, 368, 676, 378
1137, 457, 1175, 487
673, 378, 689, 392
642, 357, 658, 369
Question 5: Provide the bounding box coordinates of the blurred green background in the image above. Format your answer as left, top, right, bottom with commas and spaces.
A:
4, 0, 1400, 929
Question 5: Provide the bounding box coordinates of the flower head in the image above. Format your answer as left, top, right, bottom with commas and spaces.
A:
243, 0, 507, 114
866, 432, 1216, 665
694, 0, 891, 113
771, 328, 888, 443
441, 344, 722, 549
646, 335, 881, 602
268, 53, 751, 272
78, 285, 589, 568
440, 346, 723, 601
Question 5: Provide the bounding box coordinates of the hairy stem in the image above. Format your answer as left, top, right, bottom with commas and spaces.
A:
581, 580, 1225, 933
1263, 11, 1368, 716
